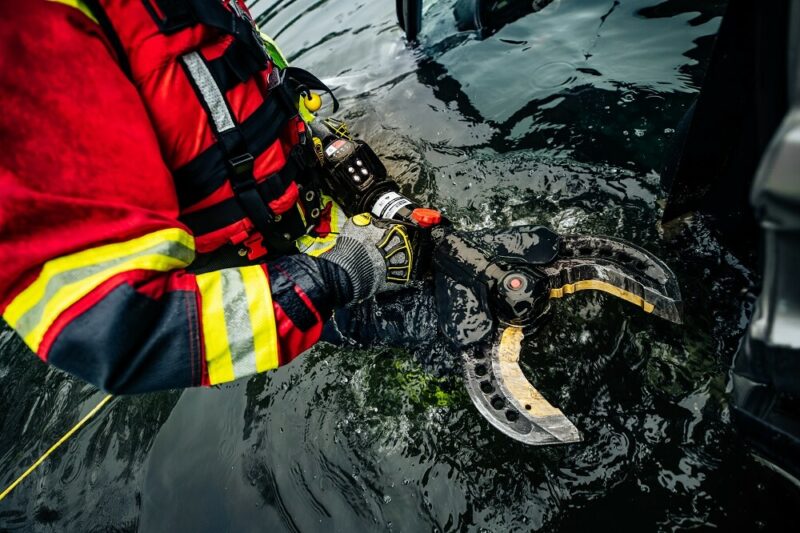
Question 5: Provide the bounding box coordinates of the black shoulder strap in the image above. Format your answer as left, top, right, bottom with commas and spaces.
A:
141, 0, 195, 33
82, 0, 133, 80
146, 0, 268, 64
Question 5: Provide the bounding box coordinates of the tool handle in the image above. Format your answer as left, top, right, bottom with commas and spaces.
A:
433, 230, 506, 287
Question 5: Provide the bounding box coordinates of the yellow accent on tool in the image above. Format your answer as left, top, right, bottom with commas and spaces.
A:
298, 97, 316, 123
549, 280, 655, 313
496, 326, 563, 418
323, 118, 352, 140
312, 136, 325, 164
379, 225, 413, 283
0, 394, 113, 502
352, 213, 372, 226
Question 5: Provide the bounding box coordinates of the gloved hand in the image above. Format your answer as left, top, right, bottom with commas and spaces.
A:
319, 213, 415, 304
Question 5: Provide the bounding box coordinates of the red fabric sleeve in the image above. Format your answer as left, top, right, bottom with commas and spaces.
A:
0, 0, 329, 393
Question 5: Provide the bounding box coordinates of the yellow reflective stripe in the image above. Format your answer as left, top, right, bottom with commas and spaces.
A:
199, 266, 280, 384
297, 236, 335, 257
259, 31, 289, 69
197, 271, 236, 385
330, 197, 344, 232
549, 280, 655, 314
47, 0, 98, 23
296, 197, 347, 257
5, 227, 193, 327
239, 266, 280, 372
3, 228, 194, 352
219, 269, 258, 377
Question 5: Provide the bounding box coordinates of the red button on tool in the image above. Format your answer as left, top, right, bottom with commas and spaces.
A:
411, 208, 442, 228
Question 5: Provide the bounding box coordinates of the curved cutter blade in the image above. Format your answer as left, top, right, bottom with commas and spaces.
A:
543, 234, 683, 324
460, 232, 682, 446
463, 325, 581, 445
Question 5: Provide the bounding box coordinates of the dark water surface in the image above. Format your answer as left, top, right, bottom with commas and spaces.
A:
1, 0, 795, 531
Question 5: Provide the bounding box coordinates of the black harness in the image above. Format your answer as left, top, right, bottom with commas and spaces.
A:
85, 0, 338, 257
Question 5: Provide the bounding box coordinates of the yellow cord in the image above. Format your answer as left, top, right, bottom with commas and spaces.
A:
0, 394, 114, 502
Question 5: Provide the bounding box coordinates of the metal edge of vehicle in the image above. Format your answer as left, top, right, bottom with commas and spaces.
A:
729, 0, 800, 487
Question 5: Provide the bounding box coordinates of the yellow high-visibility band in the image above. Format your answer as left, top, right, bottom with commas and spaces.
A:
259, 31, 289, 69
549, 280, 655, 313
5, 228, 193, 325
239, 266, 280, 373
47, 0, 98, 23
330, 196, 343, 232
296, 196, 346, 257
198, 266, 282, 384
3, 229, 195, 353
197, 271, 236, 384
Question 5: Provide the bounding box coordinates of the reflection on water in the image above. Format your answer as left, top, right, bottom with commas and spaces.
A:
2, 0, 794, 530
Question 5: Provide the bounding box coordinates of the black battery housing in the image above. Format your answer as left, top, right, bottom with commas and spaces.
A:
317, 137, 399, 215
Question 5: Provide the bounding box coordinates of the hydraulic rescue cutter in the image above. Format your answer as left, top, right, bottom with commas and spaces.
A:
310, 118, 683, 447
432, 227, 684, 445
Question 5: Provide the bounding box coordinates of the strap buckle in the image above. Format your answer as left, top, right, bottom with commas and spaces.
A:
227, 153, 276, 229
228, 153, 260, 196
243, 232, 268, 260
145, 0, 195, 34
229, 152, 255, 177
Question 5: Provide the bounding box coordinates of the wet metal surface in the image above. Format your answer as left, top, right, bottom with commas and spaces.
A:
463, 325, 582, 446
1, 0, 797, 531
439, 223, 684, 446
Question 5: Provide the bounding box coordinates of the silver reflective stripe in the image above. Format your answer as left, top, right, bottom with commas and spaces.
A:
181, 52, 236, 133
220, 269, 258, 378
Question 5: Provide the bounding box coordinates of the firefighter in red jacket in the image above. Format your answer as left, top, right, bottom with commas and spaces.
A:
0, 0, 422, 393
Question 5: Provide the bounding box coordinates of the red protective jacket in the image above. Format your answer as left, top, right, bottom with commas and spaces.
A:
0, 0, 339, 393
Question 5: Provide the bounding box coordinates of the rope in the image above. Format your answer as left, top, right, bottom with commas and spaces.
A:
0, 394, 114, 502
